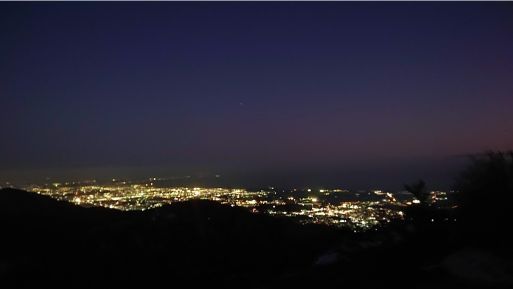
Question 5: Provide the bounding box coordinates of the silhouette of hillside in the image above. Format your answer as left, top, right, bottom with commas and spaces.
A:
0, 188, 343, 288
1, 188, 512, 289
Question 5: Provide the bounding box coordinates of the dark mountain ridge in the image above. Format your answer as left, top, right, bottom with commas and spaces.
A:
0, 188, 342, 288
1, 188, 512, 289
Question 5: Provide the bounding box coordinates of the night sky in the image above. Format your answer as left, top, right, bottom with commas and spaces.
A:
1, 2, 512, 189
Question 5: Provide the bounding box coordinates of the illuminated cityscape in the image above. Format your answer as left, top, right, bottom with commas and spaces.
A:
21, 179, 451, 231
1, 2, 512, 288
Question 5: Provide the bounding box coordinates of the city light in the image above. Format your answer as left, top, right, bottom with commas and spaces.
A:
23, 181, 450, 231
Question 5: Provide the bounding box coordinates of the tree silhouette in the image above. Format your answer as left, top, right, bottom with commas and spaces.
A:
404, 179, 428, 204
454, 151, 513, 245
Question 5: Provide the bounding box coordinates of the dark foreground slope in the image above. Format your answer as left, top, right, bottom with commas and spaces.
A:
0, 188, 343, 288
1, 188, 512, 289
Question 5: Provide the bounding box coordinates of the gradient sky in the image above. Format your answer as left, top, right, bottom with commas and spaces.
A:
1, 2, 512, 188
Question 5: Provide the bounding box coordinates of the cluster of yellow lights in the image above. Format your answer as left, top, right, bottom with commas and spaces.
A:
23, 182, 447, 230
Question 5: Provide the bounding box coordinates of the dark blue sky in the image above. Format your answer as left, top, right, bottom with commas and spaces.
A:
1, 2, 512, 188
